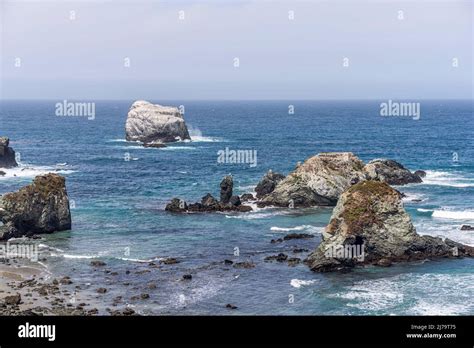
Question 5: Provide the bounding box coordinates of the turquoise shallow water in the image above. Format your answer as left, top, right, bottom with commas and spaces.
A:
0, 100, 473, 315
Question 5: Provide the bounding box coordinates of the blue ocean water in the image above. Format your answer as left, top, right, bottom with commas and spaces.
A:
1, 100, 473, 315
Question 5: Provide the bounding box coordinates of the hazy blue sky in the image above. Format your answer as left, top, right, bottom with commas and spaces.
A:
1, 0, 472, 100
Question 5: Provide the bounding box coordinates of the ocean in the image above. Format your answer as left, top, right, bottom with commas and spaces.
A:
1, 100, 473, 315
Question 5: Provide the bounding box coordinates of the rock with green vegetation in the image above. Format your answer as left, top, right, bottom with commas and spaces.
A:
306, 181, 474, 272
0, 173, 71, 239
260, 152, 366, 207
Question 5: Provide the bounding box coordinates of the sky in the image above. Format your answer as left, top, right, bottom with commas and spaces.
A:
0, 0, 472, 100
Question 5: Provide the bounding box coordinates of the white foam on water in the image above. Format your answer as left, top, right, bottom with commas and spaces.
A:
188, 127, 223, 143
415, 221, 474, 246
417, 208, 433, 213
270, 225, 322, 234
330, 273, 474, 314
402, 192, 426, 202
432, 210, 474, 220
421, 170, 474, 188
290, 279, 316, 288
0, 164, 75, 180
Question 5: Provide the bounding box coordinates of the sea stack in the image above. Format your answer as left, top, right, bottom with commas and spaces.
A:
0, 173, 72, 240
259, 152, 366, 207
125, 100, 191, 146
306, 181, 474, 272
0, 136, 18, 168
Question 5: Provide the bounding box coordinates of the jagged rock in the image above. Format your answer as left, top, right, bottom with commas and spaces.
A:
229, 195, 241, 206
125, 100, 190, 144
201, 193, 219, 208
240, 193, 255, 202
166, 176, 252, 213
0, 222, 21, 240
165, 198, 187, 212
0, 174, 71, 239
0, 137, 18, 168
414, 170, 427, 178
363, 159, 422, 185
264, 253, 288, 262
255, 170, 285, 198
306, 181, 474, 272
4, 293, 21, 305
460, 225, 474, 231
260, 153, 366, 207
220, 176, 233, 203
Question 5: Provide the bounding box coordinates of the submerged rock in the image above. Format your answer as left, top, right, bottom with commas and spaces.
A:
260, 152, 366, 207
306, 181, 474, 272
363, 159, 422, 185
125, 100, 190, 144
0, 173, 71, 240
0, 137, 18, 168
255, 170, 285, 198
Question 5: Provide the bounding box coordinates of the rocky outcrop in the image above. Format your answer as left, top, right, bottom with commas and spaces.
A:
0, 137, 18, 168
125, 100, 190, 145
306, 181, 474, 272
0, 174, 72, 240
260, 153, 366, 207
255, 170, 285, 198
165, 176, 252, 213
220, 176, 233, 204
363, 159, 422, 185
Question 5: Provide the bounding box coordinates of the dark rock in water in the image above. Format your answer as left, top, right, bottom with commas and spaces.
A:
143, 141, 166, 148
201, 193, 219, 208
0, 173, 71, 240
182, 274, 192, 280
0, 222, 21, 241
161, 257, 179, 265
225, 304, 238, 310
287, 258, 301, 267
90, 260, 107, 267
0, 171, 6, 176
260, 153, 366, 208
125, 100, 190, 144
240, 193, 255, 202
0, 137, 18, 168
460, 225, 474, 231
364, 159, 423, 185
270, 238, 283, 244
165, 198, 187, 212
229, 195, 241, 206
306, 181, 474, 272
264, 253, 288, 262
220, 175, 233, 203
140, 293, 150, 299
4, 293, 21, 305
223, 259, 234, 265
255, 170, 285, 198
283, 233, 314, 240
60, 276, 72, 285
165, 176, 252, 214
377, 258, 392, 267
233, 261, 255, 269
414, 170, 426, 178
96, 288, 107, 294
122, 307, 135, 316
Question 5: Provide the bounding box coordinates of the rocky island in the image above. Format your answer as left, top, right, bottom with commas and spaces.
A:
0, 173, 72, 240
305, 180, 474, 272
125, 100, 191, 147
0, 136, 18, 169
